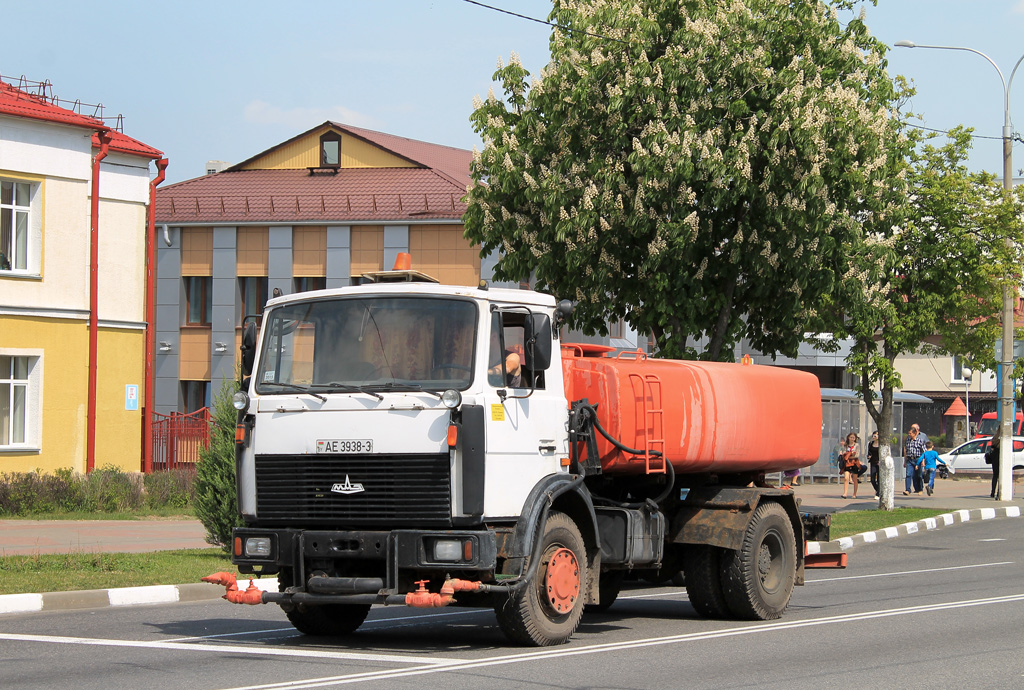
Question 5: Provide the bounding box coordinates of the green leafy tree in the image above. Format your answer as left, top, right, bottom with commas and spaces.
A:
466, 0, 898, 359
194, 379, 243, 549
837, 124, 1024, 509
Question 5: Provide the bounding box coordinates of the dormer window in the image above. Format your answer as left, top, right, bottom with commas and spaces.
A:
320, 132, 341, 167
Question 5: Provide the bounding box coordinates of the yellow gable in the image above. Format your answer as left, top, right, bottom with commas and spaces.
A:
236, 126, 418, 171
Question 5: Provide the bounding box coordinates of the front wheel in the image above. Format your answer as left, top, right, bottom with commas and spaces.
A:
494, 511, 587, 646
719, 501, 796, 620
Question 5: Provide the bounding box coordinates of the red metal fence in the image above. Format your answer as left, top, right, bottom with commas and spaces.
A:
152, 408, 210, 471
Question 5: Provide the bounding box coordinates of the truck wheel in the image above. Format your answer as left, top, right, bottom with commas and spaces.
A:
684, 545, 730, 618
585, 571, 624, 612
494, 511, 587, 646
277, 568, 371, 636
720, 501, 796, 620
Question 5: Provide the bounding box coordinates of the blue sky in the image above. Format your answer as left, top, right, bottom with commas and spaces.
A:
2, 1, 1024, 184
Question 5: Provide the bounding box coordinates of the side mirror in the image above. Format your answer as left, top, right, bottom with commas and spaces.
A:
241, 321, 258, 377
523, 313, 551, 371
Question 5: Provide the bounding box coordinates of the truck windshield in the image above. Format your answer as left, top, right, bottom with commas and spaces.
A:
255, 297, 477, 393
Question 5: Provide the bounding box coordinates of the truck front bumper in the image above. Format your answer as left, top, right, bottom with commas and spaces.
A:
232, 527, 498, 583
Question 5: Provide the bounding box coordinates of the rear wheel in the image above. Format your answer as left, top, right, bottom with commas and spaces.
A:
684, 545, 730, 618
278, 567, 371, 636
494, 511, 587, 646
720, 501, 796, 620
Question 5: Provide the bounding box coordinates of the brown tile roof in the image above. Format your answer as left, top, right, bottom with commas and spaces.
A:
332, 122, 474, 187
155, 167, 467, 224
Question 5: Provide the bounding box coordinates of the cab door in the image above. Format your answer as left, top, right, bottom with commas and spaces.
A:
482, 309, 567, 517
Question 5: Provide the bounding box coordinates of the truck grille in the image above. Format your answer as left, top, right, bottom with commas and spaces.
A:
254, 454, 452, 527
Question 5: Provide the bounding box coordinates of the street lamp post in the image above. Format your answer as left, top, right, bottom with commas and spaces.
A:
895, 41, 1022, 501
963, 366, 972, 441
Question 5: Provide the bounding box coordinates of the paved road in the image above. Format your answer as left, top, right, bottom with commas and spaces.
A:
0, 515, 1021, 689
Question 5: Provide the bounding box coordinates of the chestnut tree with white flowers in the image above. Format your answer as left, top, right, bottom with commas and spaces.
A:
465, 0, 900, 360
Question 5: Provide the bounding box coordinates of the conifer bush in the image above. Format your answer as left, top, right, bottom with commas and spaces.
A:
193, 379, 244, 550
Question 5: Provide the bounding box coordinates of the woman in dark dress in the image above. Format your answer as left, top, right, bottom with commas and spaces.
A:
867, 431, 880, 498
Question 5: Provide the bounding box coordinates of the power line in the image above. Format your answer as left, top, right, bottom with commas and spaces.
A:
899, 120, 1024, 144
461, 0, 628, 44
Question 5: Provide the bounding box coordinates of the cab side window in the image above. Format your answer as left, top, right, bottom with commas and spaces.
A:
488, 311, 545, 390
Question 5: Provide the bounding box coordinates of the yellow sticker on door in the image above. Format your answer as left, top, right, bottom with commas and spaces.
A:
491, 403, 505, 421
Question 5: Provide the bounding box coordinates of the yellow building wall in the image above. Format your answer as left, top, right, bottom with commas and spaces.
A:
237, 128, 418, 170
0, 316, 145, 475
94, 327, 145, 473
0, 315, 88, 475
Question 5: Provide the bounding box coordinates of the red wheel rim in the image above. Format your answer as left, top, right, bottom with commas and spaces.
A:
544, 547, 580, 613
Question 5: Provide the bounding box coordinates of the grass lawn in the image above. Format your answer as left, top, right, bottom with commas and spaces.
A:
0, 549, 233, 596
829, 507, 950, 539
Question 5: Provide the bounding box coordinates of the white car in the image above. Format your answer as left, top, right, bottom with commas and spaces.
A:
937, 436, 1024, 475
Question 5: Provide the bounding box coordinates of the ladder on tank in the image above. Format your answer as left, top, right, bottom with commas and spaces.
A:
626, 359, 666, 474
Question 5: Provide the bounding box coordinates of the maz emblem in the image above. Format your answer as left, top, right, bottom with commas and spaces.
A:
331, 475, 365, 495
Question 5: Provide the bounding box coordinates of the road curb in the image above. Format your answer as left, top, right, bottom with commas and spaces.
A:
0, 576, 279, 615
806, 505, 1022, 555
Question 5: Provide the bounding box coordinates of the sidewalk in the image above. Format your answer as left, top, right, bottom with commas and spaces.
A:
789, 474, 1024, 514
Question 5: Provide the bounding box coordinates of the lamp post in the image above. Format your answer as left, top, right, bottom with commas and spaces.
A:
895, 41, 1022, 501
963, 365, 972, 442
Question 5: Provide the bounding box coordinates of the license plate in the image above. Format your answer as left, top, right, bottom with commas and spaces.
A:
316, 439, 373, 454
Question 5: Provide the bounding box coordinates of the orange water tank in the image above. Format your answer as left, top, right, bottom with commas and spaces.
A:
562, 345, 822, 476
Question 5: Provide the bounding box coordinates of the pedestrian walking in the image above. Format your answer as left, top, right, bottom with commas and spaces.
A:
903, 424, 926, 495
920, 441, 939, 495
840, 432, 866, 499
867, 430, 881, 498
985, 435, 1001, 499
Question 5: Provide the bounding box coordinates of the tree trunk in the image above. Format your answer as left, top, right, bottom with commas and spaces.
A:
707, 279, 736, 361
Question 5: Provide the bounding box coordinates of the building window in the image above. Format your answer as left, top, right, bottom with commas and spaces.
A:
320, 132, 341, 167
609, 318, 624, 340
182, 381, 210, 413
240, 276, 268, 322
0, 354, 36, 448
952, 355, 972, 384
185, 277, 212, 325
294, 276, 326, 293
0, 179, 32, 272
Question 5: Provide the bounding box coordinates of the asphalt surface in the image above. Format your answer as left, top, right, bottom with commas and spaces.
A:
1, 474, 1020, 615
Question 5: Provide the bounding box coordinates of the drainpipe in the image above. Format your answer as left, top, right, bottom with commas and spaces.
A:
86, 131, 112, 474
143, 158, 169, 474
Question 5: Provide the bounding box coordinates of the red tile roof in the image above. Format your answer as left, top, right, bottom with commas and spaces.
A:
0, 79, 107, 131
155, 167, 468, 224
92, 130, 164, 159
1, 78, 161, 159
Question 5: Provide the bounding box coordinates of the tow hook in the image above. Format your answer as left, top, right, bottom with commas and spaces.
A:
405, 578, 483, 608
202, 571, 266, 605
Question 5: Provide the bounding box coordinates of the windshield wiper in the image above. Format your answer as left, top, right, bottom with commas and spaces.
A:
260, 382, 326, 402
312, 382, 384, 400
363, 382, 441, 399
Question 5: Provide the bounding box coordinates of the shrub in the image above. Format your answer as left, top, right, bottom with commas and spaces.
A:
193, 379, 244, 550
144, 468, 195, 509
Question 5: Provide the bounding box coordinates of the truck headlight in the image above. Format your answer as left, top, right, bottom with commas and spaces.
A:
232, 391, 250, 412
244, 537, 272, 557
433, 539, 463, 562
441, 389, 462, 409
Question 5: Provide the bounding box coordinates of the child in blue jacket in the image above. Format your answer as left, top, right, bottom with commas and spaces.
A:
921, 441, 940, 495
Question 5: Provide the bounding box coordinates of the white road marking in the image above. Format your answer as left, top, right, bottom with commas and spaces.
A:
0, 632, 461, 665
212, 592, 1024, 689
805, 560, 1013, 583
